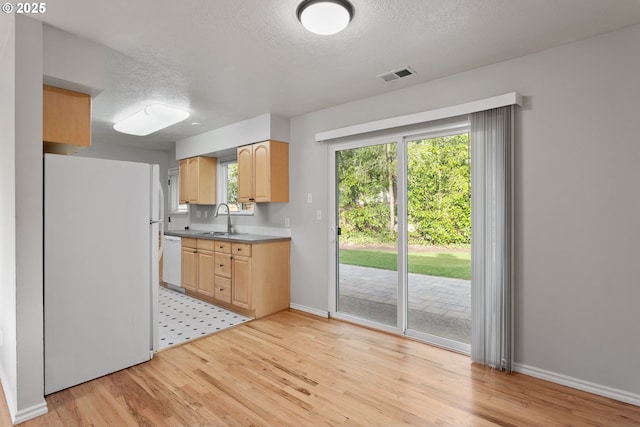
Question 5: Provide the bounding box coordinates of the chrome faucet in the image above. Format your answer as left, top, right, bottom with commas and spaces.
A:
214, 203, 232, 234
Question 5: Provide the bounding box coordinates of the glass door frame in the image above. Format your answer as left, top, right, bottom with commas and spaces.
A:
328, 119, 471, 354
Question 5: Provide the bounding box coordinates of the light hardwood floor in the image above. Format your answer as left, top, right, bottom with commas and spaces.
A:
2, 310, 639, 426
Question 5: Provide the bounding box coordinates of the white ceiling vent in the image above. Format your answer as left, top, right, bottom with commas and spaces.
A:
377, 66, 416, 82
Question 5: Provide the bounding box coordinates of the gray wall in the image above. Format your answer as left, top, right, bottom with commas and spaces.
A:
288, 24, 640, 397
76, 142, 173, 226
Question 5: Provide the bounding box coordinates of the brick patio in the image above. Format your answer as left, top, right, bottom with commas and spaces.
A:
338, 264, 471, 344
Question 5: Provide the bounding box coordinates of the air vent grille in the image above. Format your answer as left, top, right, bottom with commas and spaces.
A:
377, 66, 416, 82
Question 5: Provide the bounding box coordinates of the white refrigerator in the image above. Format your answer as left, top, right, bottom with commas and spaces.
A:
44, 154, 163, 394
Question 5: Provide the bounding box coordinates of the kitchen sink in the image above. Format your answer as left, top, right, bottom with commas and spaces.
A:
199, 231, 245, 237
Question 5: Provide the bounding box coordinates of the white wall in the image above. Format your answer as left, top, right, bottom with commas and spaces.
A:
14, 14, 46, 418
288, 24, 640, 400
43, 24, 105, 96
0, 11, 18, 420
176, 113, 290, 160
0, 15, 48, 424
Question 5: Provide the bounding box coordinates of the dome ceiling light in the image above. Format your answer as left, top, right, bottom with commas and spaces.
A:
296, 0, 355, 35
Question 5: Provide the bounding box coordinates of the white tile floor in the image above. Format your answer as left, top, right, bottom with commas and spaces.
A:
158, 287, 251, 350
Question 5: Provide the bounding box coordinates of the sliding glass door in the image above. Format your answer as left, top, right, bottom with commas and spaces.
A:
405, 133, 471, 346
331, 125, 471, 351
336, 142, 398, 327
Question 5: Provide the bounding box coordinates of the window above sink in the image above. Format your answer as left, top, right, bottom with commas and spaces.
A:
217, 159, 254, 215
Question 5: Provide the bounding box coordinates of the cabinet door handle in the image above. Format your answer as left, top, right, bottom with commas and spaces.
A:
219, 264, 224, 267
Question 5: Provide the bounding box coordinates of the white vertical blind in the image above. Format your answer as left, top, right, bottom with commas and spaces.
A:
470, 106, 513, 371
167, 168, 187, 214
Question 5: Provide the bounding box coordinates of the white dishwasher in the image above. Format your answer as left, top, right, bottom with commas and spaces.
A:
163, 235, 182, 288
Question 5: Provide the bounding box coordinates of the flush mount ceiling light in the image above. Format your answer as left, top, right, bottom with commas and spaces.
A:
296, 0, 354, 35
113, 104, 190, 136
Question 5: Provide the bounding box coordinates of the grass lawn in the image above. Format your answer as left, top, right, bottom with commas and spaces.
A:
339, 248, 471, 280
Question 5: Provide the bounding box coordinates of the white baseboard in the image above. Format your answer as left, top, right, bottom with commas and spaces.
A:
513, 363, 640, 407
1, 367, 48, 425
289, 303, 329, 319
12, 400, 48, 424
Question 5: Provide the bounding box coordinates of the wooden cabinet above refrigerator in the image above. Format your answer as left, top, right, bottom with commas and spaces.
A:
43, 85, 91, 155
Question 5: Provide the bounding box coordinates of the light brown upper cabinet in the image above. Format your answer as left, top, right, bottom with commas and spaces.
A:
43, 85, 91, 155
237, 140, 289, 203
179, 156, 217, 205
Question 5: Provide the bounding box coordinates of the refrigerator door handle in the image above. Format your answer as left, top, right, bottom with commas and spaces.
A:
151, 217, 164, 254
150, 165, 164, 354
157, 180, 165, 258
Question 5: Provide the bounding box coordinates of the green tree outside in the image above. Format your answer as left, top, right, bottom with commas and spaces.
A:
338, 134, 470, 247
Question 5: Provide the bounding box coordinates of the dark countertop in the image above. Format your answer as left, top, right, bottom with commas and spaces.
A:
164, 229, 291, 244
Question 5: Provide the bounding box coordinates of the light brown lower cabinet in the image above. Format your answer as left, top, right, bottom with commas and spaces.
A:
214, 276, 232, 304
214, 241, 232, 304
181, 237, 290, 318
231, 254, 251, 309
196, 240, 215, 298
181, 238, 198, 292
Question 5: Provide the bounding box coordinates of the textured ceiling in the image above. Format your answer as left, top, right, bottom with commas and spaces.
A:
33, 0, 640, 151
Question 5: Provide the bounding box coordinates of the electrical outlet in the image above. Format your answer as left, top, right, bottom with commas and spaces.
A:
196, 210, 201, 218
307, 193, 313, 203
316, 210, 322, 220
204, 211, 208, 218
284, 217, 290, 227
